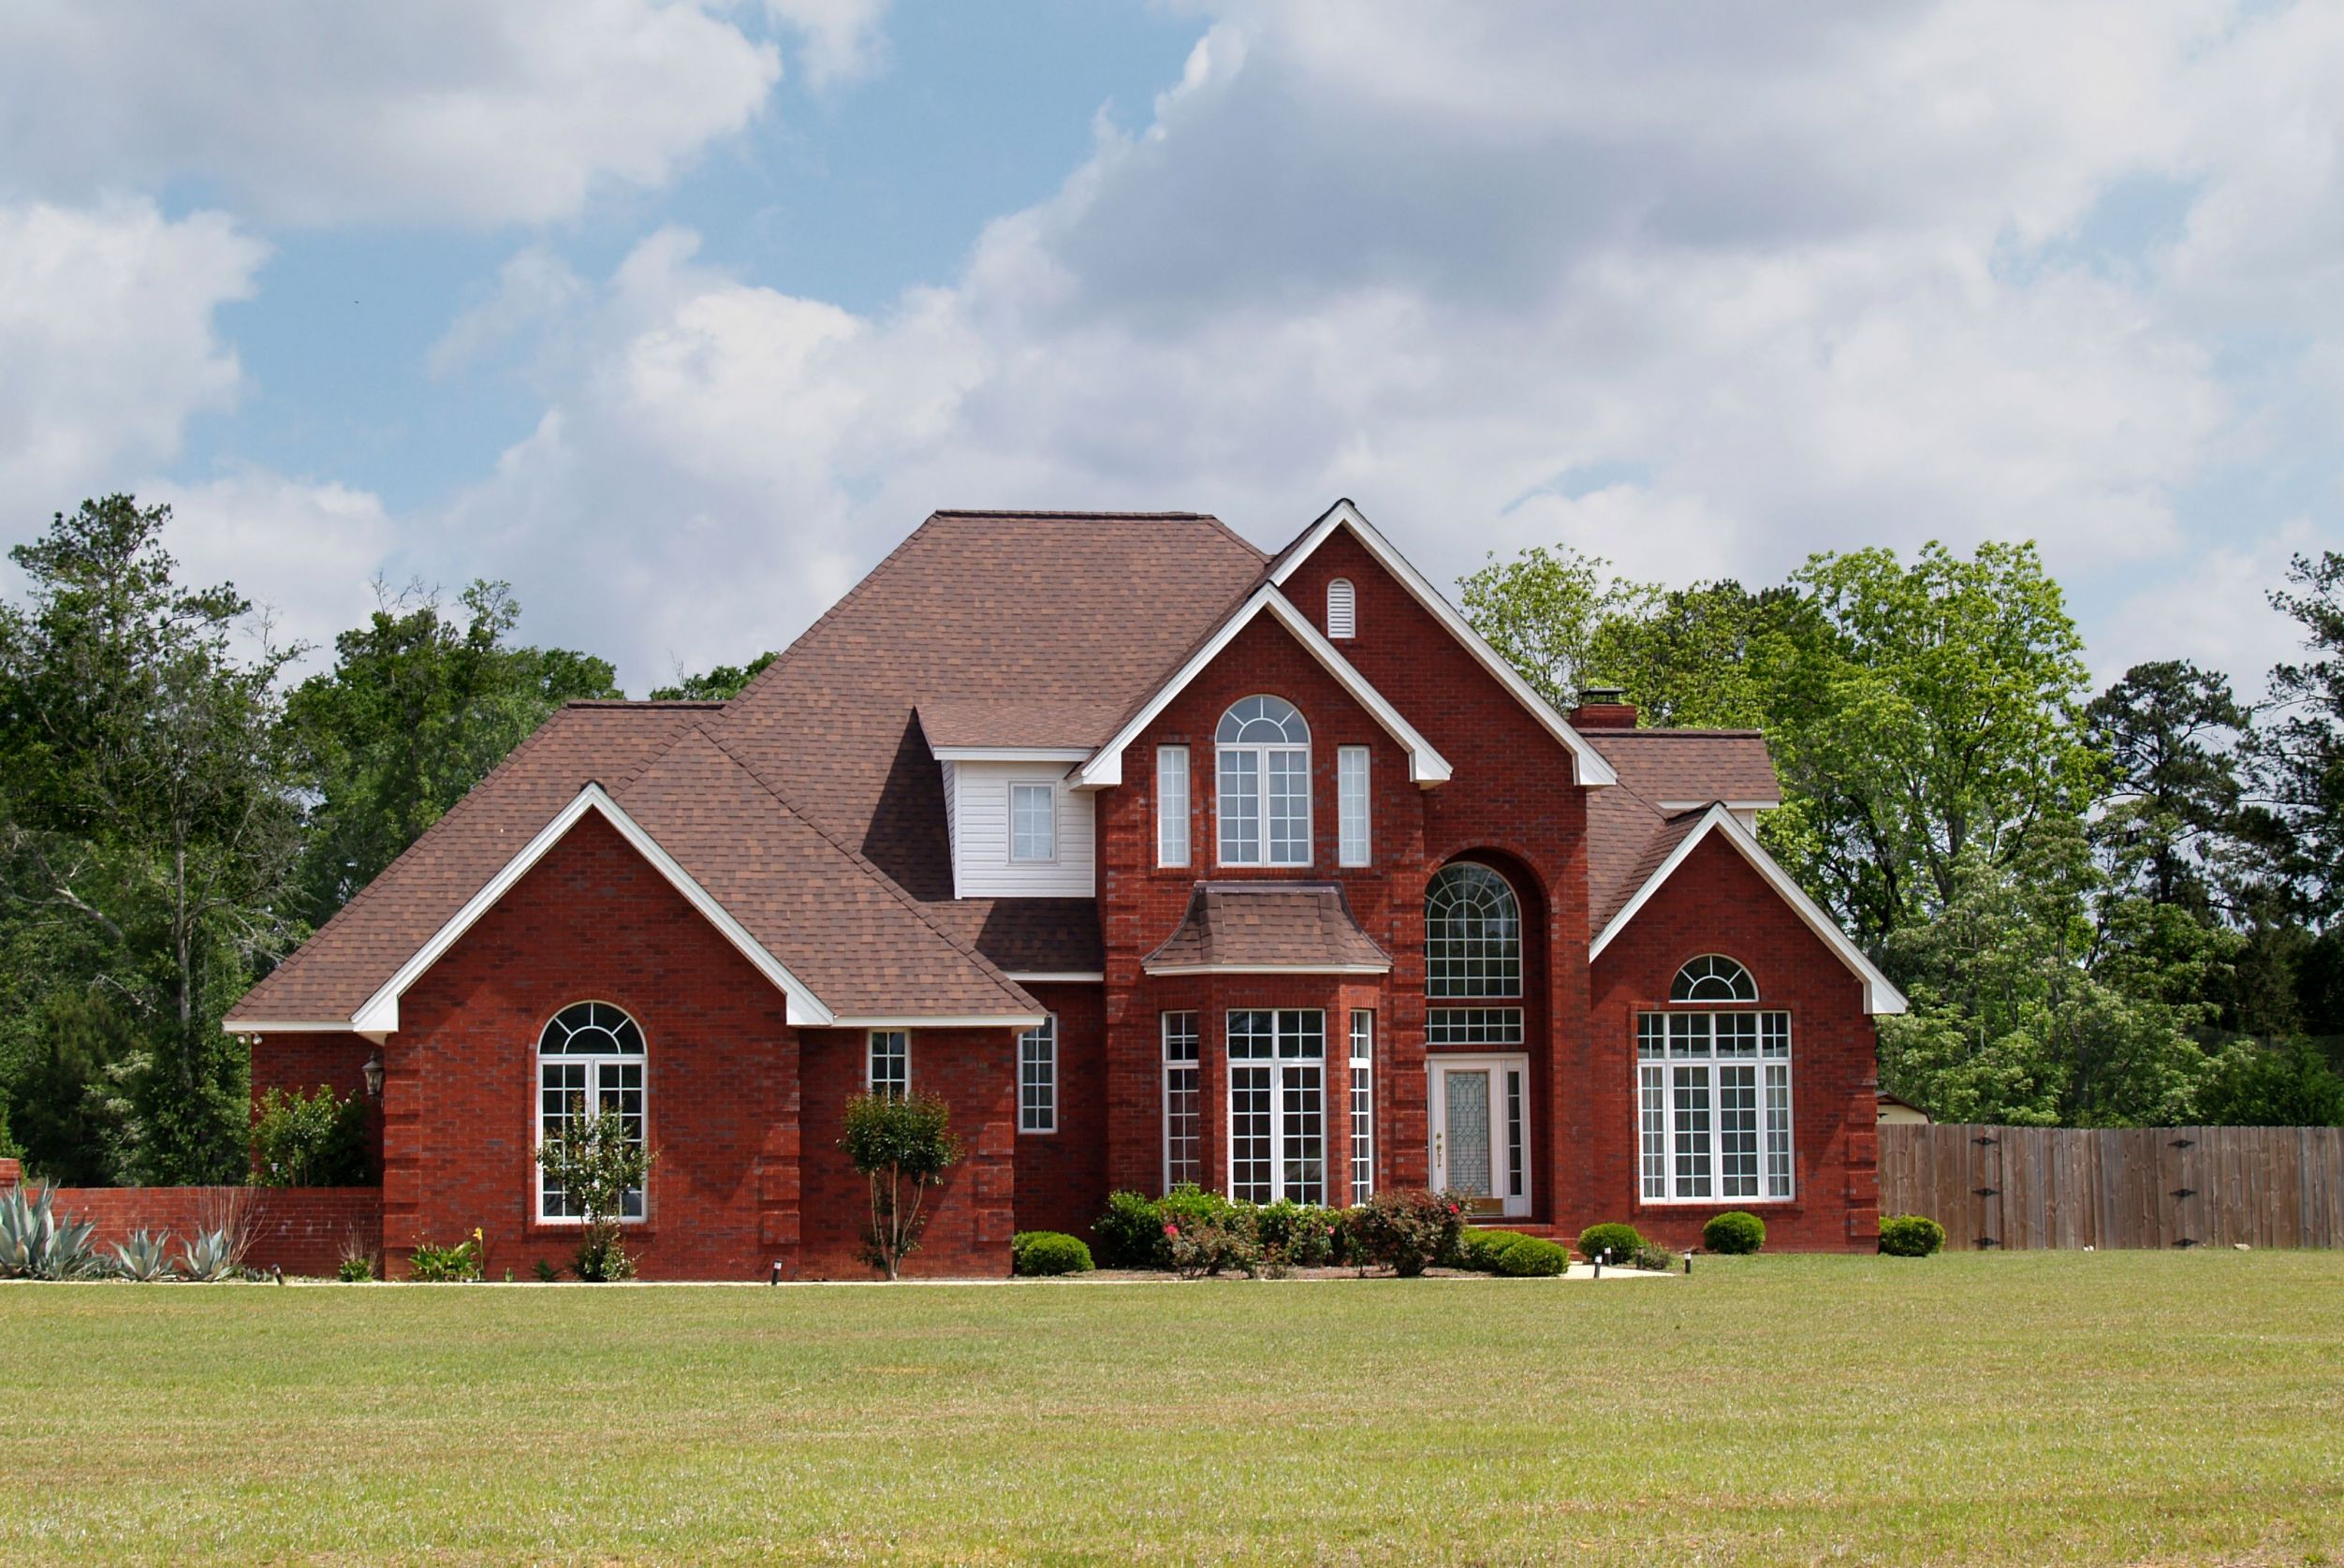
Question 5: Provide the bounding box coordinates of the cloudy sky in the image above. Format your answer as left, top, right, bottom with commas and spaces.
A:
2, 0, 2338, 694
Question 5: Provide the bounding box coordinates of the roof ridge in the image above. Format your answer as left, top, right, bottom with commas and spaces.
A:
696, 723, 1037, 1012
566, 698, 727, 710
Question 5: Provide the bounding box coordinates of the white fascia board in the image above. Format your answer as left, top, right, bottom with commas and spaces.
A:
219, 1019, 361, 1034
1658, 799, 1780, 813
930, 746, 1092, 763
829, 1013, 1048, 1030
1142, 961, 1393, 977
1076, 584, 1453, 789
1004, 972, 1106, 983
1589, 804, 1907, 1016
1268, 500, 1619, 788
348, 784, 835, 1034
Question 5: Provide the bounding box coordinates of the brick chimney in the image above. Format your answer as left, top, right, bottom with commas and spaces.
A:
1568, 685, 1637, 729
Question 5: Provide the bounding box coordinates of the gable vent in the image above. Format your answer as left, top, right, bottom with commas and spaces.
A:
1326, 578, 1356, 639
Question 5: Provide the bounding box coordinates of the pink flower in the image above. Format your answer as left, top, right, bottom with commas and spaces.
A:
1447, 1204, 1459, 1215
1163, 1223, 1179, 1237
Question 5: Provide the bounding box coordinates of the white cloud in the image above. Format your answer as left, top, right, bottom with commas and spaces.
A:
0, 1, 783, 226
2100, 520, 2324, 701
429, 250, 590, 378
387, 0, 2343, 691
760, 0, 894, 87
0, 199, 265, 516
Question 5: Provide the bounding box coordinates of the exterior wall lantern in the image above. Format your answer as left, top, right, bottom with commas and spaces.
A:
361, 1049, 386, 1100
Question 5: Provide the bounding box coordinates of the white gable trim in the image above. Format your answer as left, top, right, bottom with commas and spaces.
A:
1589, 804, 1907, 1016
1268, 500, 1618, 787
930, 746, 1092, 763
1076, 585, 1453, 788
347, 784, 835, 1035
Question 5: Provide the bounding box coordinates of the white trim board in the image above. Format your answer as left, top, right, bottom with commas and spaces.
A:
347, 784, 836, 1035
829, 1014, 1048, 1030
1267, 500, 1618, 788
1005, 972, 1106, 983
1076, 585, 1453, 789
930, 746, 1092, 763
1589, 804, 1907, 1016
1142, 961, 1393, 977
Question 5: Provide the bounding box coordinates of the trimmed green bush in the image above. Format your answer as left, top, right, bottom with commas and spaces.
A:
1012, 1231, 1095, 1276
1457, 1228, 1534, 1272
1575, 1222, 1645, 1263
1703, 1210, 1766, 1254
1495, 1237, 1569, 1277
1091, 1191, 1162, 1268
1878, 1214, 1947, 1257
1257, 1200, 1340, 1268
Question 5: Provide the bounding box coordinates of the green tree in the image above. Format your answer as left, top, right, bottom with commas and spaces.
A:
2196, 1038, 2344, 1127
1758, 541, 2099, 948
535, 1102, 655, 1282
839, 1091, 961, 1280
2084, 661, 2251, 915
2258, 551, 2344, 916
1458, 546, 1657, 709
1594, 579, 1806, 729
0, 496, 304, 1182
283, 579, 617, 925
648, 651, 777, 702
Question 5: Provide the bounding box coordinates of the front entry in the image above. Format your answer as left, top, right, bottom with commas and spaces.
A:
1428, 1056, 1531, 1218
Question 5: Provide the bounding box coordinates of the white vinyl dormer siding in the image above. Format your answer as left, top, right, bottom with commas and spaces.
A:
942, 761, 1097, 898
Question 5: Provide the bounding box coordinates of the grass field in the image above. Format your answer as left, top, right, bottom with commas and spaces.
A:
2, 1253, 2340, 1565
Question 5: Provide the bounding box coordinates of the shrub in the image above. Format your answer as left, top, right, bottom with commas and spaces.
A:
1164, 1207, 1261, 1279
1703, 1211, 1766, 1254
1575, 1222, 1645, 1264
0, 1184, 105, 1280
1092, 1190, 1164, 1268
1257, 1200, 1340, 1268
335, 1253, 374, 1283
840, 1092, 961, 1279
112, 1229, 176, 1282
1156, 1184, 1256, 1265
1456, 1228, 1534, 1272
538, 1104, 656, 1283
409, 1236, 482, 1282
1629, 1242, 1680, 1272
1495, 1237, 1570, 1277
1879, 1214, 1947, 1257
1350, 1189, 1464, 1277
178, 1228, 240, 1282
1012, 1231, 1095, 1277
249, 1084, 371, 1187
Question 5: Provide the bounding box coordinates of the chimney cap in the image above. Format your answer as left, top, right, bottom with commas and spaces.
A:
1577, 684, 1627, 706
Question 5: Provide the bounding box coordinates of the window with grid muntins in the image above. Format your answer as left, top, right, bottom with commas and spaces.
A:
867, 1030, 909, 1098
537, 1002, 647, 1221
1156, 746, 1189, 868
1338, 746, 1370, 866
1217, 696, 1311, 867
1018, 1014, 1057, 1133
1635, 1010, 1793, 1202
1426, 863, 1521, 997
1426, 1006, 1525, 1046
1010, 783, 1055, 862
1348, 1009, 1375, 1205
1226, 1008, 1325, 1204
1162, 1012, 1200, 1189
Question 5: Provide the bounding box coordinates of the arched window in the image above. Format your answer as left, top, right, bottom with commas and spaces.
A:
1326, 578, 1356, 639
1671, 955, 1757, 1004
1426, 863, 1521, 998
1217, 695, 1311, 866
536, 1001, 646, 1221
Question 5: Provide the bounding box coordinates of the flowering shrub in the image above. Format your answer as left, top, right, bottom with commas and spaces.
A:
1257, 1199, 1340, 1268
1349, 1189, 1465, 1277
1163, 1209, 1262, 1279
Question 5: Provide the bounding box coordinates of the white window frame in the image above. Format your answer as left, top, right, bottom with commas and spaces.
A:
1162, 1012, 1201, 1190
1217, 696, 1311, 869
535, 1001, 648, 1224
1018, 1013, 1058, 1133
1225, 1008, 1326, 1205
1635, 1010, 1795, 1204
1326, 577, 1356, 639
1349, 1009, 1375, 1205
1426, 862, 1523, 999
1009, 781, 1057, 864
1156, 745, 1190, 869
867, 1029, 910, 1098
1338, 745, 1370, 867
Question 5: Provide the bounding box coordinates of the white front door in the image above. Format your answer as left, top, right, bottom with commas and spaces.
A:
1428, 1056, 1531, 1219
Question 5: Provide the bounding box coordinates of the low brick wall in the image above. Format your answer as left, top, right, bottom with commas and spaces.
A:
5, 1177, 382, 1277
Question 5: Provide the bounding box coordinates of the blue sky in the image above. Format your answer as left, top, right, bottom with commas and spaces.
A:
3, 1, 2339, 696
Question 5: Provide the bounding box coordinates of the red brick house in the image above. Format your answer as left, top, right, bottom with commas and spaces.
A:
226, 500, 1904, 1277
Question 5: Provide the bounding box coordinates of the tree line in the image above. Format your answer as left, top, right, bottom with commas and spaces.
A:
2, 493, 2337, 1186
1460, 538, 2344, 1128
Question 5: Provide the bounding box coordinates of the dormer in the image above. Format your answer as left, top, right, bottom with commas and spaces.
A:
918, 700, 1102, 898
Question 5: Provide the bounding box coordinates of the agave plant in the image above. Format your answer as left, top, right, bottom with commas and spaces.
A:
0, 1184, 106, 1281
178, 1228, 239, 1283
110, 1229, 176, 1282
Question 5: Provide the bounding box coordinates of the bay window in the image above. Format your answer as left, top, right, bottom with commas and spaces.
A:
1227, 1008, 1325, 1204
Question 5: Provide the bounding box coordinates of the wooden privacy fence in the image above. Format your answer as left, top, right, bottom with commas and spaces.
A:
1878, 1124, 2344, 1250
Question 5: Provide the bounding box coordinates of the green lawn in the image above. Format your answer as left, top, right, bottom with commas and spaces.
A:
3, 1253, 2340, 1565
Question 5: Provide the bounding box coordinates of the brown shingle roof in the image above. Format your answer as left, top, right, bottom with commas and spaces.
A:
1144, 884, 1393, 974
1581, 728, 1781, 933
915, 696, 1129, 752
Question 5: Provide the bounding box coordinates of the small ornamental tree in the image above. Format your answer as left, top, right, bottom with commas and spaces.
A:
840, 1092, 961, 1279
535, 1104, 654, 1282
249, 1084, 370, 1186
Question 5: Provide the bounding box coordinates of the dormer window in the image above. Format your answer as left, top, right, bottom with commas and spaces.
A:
1326, 578, 1356, 639
1010, 782, 1056, 862
1217, 695, 1311, 867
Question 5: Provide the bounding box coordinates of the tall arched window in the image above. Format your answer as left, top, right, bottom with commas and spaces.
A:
1426, 863, 1521, 999
1217, 695, 1311, 866
1671, 955, 1757, 1003
536, 1001, 646, 1221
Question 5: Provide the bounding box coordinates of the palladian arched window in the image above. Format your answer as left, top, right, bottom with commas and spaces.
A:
1217, 695, 1311, 867
1426, 863, 1521, 999
1671, 954, 1757, 1003
536, 1001, 646, 1222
